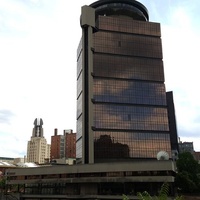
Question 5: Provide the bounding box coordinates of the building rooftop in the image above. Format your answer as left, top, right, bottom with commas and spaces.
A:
90, 0, 149, 21
0, 161, 16, 167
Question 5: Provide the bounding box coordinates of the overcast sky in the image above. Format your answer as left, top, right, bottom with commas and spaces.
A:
0, 0, 200, 158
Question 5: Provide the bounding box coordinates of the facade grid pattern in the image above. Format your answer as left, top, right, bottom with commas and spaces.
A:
76, 6, 174, 163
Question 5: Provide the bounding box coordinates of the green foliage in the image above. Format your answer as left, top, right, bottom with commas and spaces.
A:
156, 182, 169, 200
176, 171, 197, 193
0, 178, 6, 191
137, 182, 169, 200
175, 196, 184, 200
122, 183, 184, 200
137, 191, 152, 200
176, 152, 199, 174
175, 152, 200, 193
122, 194, 130, 200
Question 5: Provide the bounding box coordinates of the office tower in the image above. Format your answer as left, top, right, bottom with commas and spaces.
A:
51, 129, 76, 161
27, 118, 50, 164
77, 0, 178, 164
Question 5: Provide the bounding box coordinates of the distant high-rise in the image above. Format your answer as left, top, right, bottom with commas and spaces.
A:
179, 140, 194, 154
76, 0, 179, 164
51, 128, 65, 160
51, 129, 76, 161
64, 130, 76, 159
27, 118, 50, 164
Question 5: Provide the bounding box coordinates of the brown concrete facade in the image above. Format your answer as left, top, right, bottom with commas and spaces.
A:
5, 160, 176, 199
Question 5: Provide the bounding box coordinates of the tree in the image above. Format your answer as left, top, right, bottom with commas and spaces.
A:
0, 178, 6, 192
176, 152, 199, 174
175, 152, 200, 193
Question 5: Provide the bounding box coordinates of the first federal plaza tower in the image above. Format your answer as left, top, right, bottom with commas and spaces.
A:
77, 0, 179, 164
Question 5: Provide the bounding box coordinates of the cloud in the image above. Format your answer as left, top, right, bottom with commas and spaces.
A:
0, 134, 26, 157
159, 2, 200, 147
0, 0, 200, 158
0, 0, 57, 38
0, 109, 14, 124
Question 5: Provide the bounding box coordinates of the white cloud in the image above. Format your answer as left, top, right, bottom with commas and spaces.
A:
161, 3, 200, 151
0, 0, 200, 157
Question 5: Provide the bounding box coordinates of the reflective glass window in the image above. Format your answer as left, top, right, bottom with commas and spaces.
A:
94, 78, 166, 105
94, 31, 162, 58
94, 131, 171, 159
94, 105, 169, 131
98, 16, 161, 37
93, 54, 164, 82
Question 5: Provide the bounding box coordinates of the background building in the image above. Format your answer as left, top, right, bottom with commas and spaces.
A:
64, 130, 76, 159
27, 118, 50, 164
178, 140, 194, 154
0, 157, 14, 164
194, 151, 200, 164
51, 128, 65, 160
51, 129, 76, 162
76, 0, 179, 164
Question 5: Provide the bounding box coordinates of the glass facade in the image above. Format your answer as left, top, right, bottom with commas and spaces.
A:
94, 132, 171, 159
94, 105, 169, 131
77, 4, 173, 163
94, 79, 166, 105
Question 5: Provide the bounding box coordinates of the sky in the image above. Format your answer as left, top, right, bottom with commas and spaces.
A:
0, 0, 200, 158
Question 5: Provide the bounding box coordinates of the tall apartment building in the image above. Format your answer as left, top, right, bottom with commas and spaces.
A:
51, 129, 65, 160
51, 129, 76, 161
27, 118, 50, 164
76, 0, 179, 164
65, 130, 76, 159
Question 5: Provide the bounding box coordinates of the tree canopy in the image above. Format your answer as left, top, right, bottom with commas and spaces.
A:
175, 152, 200, 193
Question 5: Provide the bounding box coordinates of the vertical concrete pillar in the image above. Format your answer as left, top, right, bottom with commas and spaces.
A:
80, 6, 95, 164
